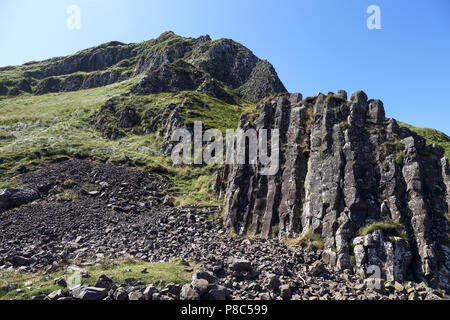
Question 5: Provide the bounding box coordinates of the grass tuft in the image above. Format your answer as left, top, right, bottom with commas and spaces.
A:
358, 219, 408, 240
286, 228, 324, 250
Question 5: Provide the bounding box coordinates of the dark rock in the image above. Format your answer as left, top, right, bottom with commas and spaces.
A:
94, 274, 114, 290
53, 276, 67, 287
192, 271, 217, 284
309, 261, 326, 276
113, 287, 129, 300
191, 279, 209, 296
267, 275, 281, 292
203, 285, 229, 300
0, 187, 40, 211
229, 258, 252, 272
217, 90, 449, 292
280, 284, 292, 300
7, 255, 30, 267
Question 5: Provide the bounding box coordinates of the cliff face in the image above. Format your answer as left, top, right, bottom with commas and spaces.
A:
216, 91, 449, 290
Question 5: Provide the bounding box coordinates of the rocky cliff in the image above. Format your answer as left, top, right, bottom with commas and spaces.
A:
216, 91, 450, 291
0, 32, 286, 102
1, 31, 448, 298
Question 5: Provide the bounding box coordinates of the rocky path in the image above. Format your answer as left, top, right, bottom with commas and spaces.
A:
0, 160, 446, 300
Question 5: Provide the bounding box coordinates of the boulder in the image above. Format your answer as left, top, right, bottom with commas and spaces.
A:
180, 284, 200, 300
0, 187, 40, 211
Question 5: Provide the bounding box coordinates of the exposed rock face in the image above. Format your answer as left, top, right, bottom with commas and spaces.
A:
1, 32, 286, 101
25, 41, 137, 79
130, 33, 286, 102
130, 60, 207, 95
217, 91, 449, 291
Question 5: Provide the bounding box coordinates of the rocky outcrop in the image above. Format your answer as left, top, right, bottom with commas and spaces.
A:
217, 91, 449, 291
0, 187, 40, 211
130, 60, 207, 95
24, 41, 138, 79
94, 97, 142, 140
2, 32, 286, 101
131, 33, 286, 102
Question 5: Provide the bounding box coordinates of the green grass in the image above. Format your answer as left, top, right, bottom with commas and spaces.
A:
358, 219, 408, 240
398, 121, 450, 159
286, 228, 324, 250
179, 91, 254, 133
0, 258, 192, 300
0, 75, 253, 205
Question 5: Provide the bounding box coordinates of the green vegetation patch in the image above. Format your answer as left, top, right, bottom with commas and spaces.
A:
398, 121, 450, 159
286, 228, 324, 250
358, 219, 408, 240
0, 258, 192, 300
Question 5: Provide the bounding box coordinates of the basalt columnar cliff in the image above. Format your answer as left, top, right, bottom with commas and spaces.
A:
214, 91, 450, 290
0, 32, 449, 299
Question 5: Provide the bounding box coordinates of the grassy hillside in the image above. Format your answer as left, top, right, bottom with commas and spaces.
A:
1, 75, 448, 207
398, 121, 450, 159
0, 78, 254, 206
0, 258, 191, 300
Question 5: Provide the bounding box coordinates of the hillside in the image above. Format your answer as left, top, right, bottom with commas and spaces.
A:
0, 32, 448, 300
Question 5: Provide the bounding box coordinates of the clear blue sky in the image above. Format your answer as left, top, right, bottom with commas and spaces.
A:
1, 0, 449, 134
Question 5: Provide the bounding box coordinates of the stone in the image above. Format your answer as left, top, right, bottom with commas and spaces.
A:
180, 284, 200, 300
0, 187, 40, 211
72, 286, 107, 300
94, 274, 114, 290
259, 292, 271, 300
279, 284, 292, 300
192, 271, 217, 284
48, 289, 65, 300
267, 275, 281, 292
167, 283, 182, 296
394, 282, 405, 293
336, 90, 347, 100
128, 291, 144, 301
203, 285, 228, 300
53, 276, 67, 288
368, 99, 385, 124
191, 279, 209, 295
408, 292, 419, 300
309, 261, 326, 276
229, 258, 252, 272
113, 287, 129, 300
143, 285, 156, 300
7, 256, 30, 267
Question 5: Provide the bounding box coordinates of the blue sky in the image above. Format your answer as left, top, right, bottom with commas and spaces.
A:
1, 0, 449, 134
